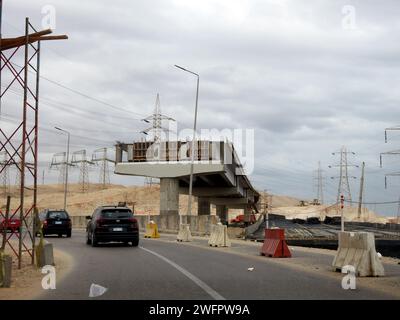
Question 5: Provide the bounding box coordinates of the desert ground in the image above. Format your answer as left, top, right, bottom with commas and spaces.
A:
0, 183, 393, 223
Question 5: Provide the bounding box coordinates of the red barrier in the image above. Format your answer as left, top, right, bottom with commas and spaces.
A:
260, 228, 291, 258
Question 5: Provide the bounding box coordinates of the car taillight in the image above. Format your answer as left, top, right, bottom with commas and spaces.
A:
129, 218, 137, 227
43, 220, 48, 227
67, 220, 72, 227
96, 218, 105, 227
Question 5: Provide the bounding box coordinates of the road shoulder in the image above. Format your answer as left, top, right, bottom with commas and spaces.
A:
0, 248, 73, 300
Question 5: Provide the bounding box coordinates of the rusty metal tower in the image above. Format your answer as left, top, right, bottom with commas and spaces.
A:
0, 11, 67, 267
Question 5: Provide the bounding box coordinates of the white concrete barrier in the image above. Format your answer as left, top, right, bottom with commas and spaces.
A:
208, 224, 231, 247
35, 241, 55, 268
332, 231, 384, 277
177, 224, 192, 242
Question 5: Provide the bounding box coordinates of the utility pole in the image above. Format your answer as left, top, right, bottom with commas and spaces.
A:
397, 196, 400, 225
72, 150, 93, 193
175, 65, 200, 224
357, 161, 365, 219
340, 195, 345, 232
329, 146, 358, 205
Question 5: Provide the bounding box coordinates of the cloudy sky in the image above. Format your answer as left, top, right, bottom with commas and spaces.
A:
2, 0, 400, 216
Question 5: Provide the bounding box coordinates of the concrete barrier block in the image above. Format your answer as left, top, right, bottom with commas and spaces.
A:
177, 224, 192, 242
0, 253, 12, 288
208, 224, 231, 247
332, 231, 384, 277
35, 242, 55, 268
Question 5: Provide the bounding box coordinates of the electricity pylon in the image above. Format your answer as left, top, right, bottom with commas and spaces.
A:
313, 161, 325, 204
141, 93, 175, 142
141, 93, 175, 185
381, 126, 400, 224
0, 151, 11, 197
329, 146, 358, 204
92, 148, 114, 189
50, 152, 74, 185
72, 150, 94, 193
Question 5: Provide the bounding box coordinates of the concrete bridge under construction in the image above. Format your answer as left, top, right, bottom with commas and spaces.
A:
114, 140, 260, 221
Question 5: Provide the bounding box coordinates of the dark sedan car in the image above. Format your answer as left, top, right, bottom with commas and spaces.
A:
86, 206, 139, 247
39, 210, 72, 237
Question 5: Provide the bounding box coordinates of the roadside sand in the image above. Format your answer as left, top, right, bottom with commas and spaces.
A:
0, 248, 72, 300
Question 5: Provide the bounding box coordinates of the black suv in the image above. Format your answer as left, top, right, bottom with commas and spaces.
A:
39, 210, 72, 237
86, 206, 139, 247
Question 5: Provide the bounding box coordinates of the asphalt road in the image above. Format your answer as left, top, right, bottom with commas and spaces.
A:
39, 230, 398, 300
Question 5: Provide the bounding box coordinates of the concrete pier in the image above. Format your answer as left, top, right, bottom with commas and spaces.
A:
197, 197, 211, 215
160, 178, 179, 215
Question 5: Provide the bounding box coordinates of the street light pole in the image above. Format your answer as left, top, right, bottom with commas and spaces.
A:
175, 65, 199, 224
55, 127, 70, 211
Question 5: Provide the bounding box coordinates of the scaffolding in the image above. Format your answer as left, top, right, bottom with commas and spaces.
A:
0, 14, 67, 267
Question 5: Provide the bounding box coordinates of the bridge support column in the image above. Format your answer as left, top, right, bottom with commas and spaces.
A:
216, 205, 228, 224
160, 178, 179, 215
197, 198, 211, 215
243, 206, 253, 224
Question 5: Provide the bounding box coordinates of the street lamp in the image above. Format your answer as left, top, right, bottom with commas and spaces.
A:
55, 126, 70, 211
175, 65, 199, 224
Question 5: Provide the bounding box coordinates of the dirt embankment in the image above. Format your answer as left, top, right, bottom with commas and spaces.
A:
0, 183, 390, 223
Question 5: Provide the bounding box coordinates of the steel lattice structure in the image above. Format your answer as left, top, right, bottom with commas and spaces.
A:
329, 146, 358, 204
71, 149, 93, 193
92, 147, 114, 188
0, 13, 67, 267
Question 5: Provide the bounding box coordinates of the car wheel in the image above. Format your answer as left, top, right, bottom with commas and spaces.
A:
91, 232, 98, 247
86, 232, 92, 245
66, 230, 72, 238
131, 238, 139, 247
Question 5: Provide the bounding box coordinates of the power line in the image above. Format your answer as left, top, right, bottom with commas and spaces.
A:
9, 61, 148, 118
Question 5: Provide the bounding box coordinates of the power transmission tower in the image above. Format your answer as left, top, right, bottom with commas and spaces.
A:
72, 150, 94, 193
141, 93, 175, 142
313, 161, 325, 204
381, 126, 400, 224
14, 161, 21, 192
329, 146, 358, 204
50, 152, 74, 186
0, 151, 11, 197
92, 148, 114, 188
357, 161, 365, 219
141, 93, 175, 185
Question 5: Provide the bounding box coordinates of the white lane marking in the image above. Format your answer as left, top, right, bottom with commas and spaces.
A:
139, 246, 225, 300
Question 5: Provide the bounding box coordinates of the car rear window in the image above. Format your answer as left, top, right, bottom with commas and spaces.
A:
48, 211, 69, 219
101, 209, 132, 219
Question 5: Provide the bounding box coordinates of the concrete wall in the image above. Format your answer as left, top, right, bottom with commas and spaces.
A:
71, 215, 219, 236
